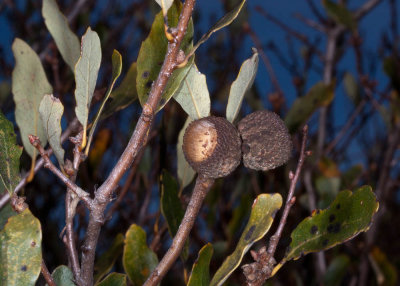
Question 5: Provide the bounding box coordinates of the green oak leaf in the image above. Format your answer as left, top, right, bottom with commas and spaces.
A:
323, 254, 350, 286
0, 111, 22, 195
210, 193, 282, 286
0, 209, 42, 286
49, 265, 76, 286
94, 233, 124, 284
280, 186, 378, 268
86, 49, 122, 155
122, 224, 158, 285
42, 0, 80, 71
187, 243, 214, 286
12, 38, 52, 160
102, 62, 138, 119
226, 48, 259, 123
96, 273, 127, 286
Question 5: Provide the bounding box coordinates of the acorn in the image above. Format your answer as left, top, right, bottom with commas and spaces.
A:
182, 116, 242, 178
238, 110, 292, 171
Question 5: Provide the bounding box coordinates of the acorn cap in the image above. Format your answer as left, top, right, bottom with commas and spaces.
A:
182, 116, 241, 178
238, 110, 292, 171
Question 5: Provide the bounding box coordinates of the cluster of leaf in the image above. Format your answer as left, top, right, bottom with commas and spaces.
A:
0, 0, 386, 285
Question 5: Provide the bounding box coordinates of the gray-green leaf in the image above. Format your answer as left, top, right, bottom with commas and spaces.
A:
12, 38, 52, 159
86, 49, 122, 155
96, 273, 127, 286
0, 111, 22, 194
42, 0, 80, 71
49, 265, 76, 286
177, 118, 196, 189
39, 94, 65, 168
226, 48, 259, 123
74, 27, 102, 148
122, 224, 158, 285
173, 64, 210, 120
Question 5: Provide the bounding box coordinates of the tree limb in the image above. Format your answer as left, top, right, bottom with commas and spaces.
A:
79, 0, 197, 284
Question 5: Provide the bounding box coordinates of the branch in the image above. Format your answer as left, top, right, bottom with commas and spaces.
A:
267, 125, 309, 258
354, 0, 384, 20
28, 135, 91, 207
242, 125, 309, 286
41, 260, 56, 286
79, 1, 197, 284
63, 132, 85, 284
0, 118, 79, 209
144, 175, 214, 286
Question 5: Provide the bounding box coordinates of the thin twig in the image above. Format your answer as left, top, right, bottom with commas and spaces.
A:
266, 125, 308, 258
28, 135, 91, 207
41, 260, 56, 286
79, 1, 197, 284
242, 126, 309, 286
0, 118, 79, 209
144, 175, 214, 286
63, 132, 85, 284
304, 170, 326, 281
294, 13, 326, 33
306, 0, 326, 24
325, 99, 367, 155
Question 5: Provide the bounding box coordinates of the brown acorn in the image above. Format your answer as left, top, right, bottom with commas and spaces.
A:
238, 110, 292, 171
182, 116, 241, 178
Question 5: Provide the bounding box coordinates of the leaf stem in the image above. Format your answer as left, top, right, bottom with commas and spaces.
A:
28, 134, 91, 207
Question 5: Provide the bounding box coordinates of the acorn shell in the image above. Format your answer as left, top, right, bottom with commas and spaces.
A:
182, 116, 241, 178
238, 110, 292, 171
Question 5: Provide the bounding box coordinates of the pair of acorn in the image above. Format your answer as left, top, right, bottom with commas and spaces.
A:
182, 110, 292, 178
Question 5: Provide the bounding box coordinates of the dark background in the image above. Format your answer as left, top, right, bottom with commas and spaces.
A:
0, 0, 399, 285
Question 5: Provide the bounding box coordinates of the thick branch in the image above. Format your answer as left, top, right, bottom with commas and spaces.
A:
79, 1, 197, 284
28, 135, 91, 207
144, 176, 214, 286
64, 132, 85, 284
